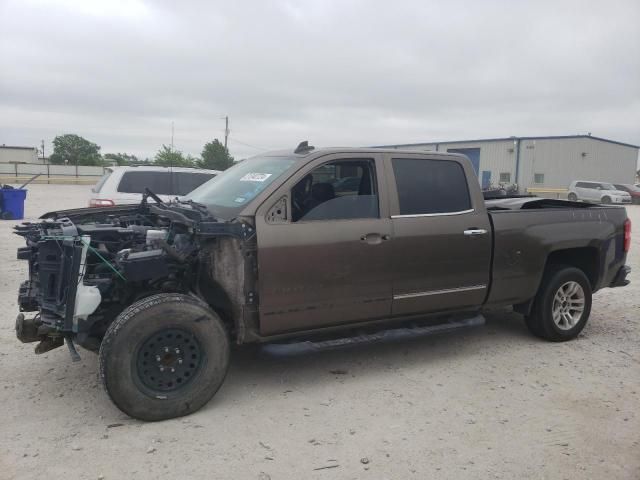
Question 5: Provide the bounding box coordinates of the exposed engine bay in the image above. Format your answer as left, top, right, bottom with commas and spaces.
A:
14, 197, 257, 357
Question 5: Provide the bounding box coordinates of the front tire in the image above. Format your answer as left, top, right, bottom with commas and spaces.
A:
99, 293, 230, 421
601, 196, 611, 204
525, 265, 592, 342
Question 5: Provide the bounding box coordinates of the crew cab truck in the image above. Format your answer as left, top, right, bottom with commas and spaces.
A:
14, 143, 632, 421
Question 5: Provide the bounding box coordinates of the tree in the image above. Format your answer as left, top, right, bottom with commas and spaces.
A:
198, 139, 234, 170
153, 145, 194, 167
104, 152, 139, 166
49, 134, 102, 166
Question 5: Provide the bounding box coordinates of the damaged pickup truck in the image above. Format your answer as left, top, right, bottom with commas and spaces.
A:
14, 143, 632, 420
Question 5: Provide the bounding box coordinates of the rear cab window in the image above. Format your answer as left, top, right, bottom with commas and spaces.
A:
391, 158, 471, 215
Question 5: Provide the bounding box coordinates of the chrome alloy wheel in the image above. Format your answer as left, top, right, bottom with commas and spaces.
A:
552, 281, 585, 330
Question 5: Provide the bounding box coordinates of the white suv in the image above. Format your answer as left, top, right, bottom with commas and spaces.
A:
567, 180, 632, 204
89, 166, 220, 207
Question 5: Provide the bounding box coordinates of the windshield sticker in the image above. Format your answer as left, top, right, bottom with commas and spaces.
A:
240, 173, 272, 182
234, 197, 246, 203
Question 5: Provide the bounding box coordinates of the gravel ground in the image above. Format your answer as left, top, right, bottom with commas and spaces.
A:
1, 184, 638, 480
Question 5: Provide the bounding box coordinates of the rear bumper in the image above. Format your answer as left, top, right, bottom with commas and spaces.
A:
610, 265, 631, 288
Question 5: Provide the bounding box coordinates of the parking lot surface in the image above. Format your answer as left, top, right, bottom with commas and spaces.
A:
1, 185, 638, 479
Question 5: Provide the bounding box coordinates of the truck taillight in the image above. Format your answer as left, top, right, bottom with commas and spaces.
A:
624, 218, 631, 252
89, 199, 115, 207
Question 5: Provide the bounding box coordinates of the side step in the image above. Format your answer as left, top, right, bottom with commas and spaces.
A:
261, 314, 485, 356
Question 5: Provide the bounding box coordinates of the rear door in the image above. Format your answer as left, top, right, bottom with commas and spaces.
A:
385, 154, 492, 316
255, 153, 393, 335
574, 182, 587, 200
582, 182, 600, 201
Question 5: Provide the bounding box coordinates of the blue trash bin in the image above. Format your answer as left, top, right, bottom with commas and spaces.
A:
0, 188, 28, 220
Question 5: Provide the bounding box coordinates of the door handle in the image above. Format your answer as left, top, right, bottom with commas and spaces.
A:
360, 233, 390, 244
463, 228, 487, 236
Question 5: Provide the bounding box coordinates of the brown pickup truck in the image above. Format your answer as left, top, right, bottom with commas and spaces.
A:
14, 143, 632, 420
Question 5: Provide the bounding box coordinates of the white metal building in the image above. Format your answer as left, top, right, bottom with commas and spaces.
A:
0, 145, 40, 164
378, 135, 639, 192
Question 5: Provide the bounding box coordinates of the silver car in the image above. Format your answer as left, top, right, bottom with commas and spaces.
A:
567, 180, 632, 204
89, 166, 220, 207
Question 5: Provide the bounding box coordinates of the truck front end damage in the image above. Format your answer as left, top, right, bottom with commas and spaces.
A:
14, 201, 255, 359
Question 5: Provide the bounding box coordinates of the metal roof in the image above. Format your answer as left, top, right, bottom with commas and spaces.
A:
0, 145, 37, 150
375, 135, 639, 149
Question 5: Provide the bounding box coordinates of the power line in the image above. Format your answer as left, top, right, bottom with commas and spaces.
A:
228, 136, 269, 151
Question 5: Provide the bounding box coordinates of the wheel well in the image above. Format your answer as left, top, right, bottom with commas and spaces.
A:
545, 247, 599, 289
197, 280, 236, 334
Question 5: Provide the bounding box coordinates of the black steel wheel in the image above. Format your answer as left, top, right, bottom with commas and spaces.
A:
136, 328, 204, 394
99, 293, 229, 421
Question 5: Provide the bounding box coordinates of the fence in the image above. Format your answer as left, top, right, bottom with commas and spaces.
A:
525, 187, 568, 199
0, 163, 107, 185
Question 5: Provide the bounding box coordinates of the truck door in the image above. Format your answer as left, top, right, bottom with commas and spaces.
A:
386, 154, 492, 316
255, 153, 392, 335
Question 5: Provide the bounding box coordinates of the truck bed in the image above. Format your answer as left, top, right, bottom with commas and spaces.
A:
485, 197, 628, 308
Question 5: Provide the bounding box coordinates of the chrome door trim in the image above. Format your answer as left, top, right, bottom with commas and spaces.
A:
391, 208, 475, 219
393, 284, 487, 300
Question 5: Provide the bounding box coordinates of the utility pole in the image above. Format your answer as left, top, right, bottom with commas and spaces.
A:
224, 116, 229, 150
41, 139, 45, 163
171, 121, 175, 152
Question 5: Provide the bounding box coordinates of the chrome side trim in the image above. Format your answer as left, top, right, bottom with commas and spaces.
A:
393, 284, 487, 300
391, 208, 475, 219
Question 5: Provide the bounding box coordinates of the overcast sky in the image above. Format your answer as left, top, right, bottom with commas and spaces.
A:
1, 0, 639, 160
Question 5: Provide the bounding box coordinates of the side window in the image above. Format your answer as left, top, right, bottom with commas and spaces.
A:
291, 159, 379, 222
174, 172, 216, 195
575, 182, 587, 188
392, 158, 471, 215
117, 171, 171, 195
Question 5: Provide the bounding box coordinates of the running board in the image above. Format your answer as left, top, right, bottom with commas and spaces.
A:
261, 314, 485, 356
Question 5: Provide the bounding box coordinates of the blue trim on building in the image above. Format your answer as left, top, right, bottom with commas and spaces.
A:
374, 135, 639, 150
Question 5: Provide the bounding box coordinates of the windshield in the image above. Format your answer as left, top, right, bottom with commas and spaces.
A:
186, 156, 297, 218
601, 183, 617, 190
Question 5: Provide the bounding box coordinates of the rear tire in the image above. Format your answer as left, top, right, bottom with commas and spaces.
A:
567, 193, 578, 202
525, 265, 592, 342
99, 293, 230, 421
